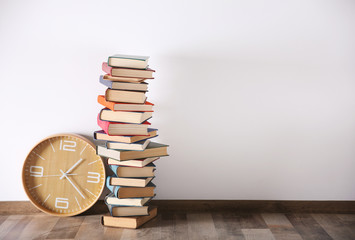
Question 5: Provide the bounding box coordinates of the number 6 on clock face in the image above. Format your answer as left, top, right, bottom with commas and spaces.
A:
22, 134, 106, 217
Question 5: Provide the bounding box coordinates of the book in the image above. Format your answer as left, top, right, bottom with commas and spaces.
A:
102, 74, 145, 83
100, 75, 148, 92
101, 206, 157, 229
108, 54, 149, 69
109, 164, 156, 178
99, 108, 152, 124
109, 176, 154, 188
107, 178, 156, 198
105, 88, 146, 104
97, 142, 168, 161
94, 129, 157, 143
98, 95, 154, 112
107, 157, 159, 167
108, 204, 149, 217
98, 117, 150, 136
105, 193, 152, 206
102, 62, 155, 79
106, 139, 151, 151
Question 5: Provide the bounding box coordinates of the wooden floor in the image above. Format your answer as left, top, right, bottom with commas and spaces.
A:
0, 210, 354, 239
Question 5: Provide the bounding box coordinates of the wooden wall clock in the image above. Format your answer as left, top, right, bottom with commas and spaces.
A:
22, 134, 106, 216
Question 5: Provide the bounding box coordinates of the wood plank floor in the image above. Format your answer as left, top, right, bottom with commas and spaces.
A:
0, 210, 354, 239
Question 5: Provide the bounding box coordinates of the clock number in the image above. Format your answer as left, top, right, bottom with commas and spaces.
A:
30, 166, 43, 177
59, 140, 76, 152
87, 172, 100, 183
55, 198, 69, 209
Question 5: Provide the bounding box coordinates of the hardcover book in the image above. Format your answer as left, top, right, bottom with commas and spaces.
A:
94, 129, 157, 143
100, 75, 148, 92
109, 163, 156, 178
106, 139, 151, 151
102, 62, 155, 79
107, 157, 160, 168
109, 176, 154, 188
101, 206, 157, 229
102, 74, 145, 83
106, 204, 149, 217
97, 116, 151, 136
98, 95, 154, 112
99, 108, 152, 124
106, 177, 156, 198
105, 192, 153, 207
105, 88, 147, 104
97, 142, 168, 161
108, 54, 149, 69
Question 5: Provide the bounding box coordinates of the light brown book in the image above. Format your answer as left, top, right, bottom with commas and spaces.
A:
100, 75, 148, 91
110, 206, 149, 217
105, 89, 146, 104
94, 129, 157, 144
113, 183, 156, 198
99, 108, 152, 124
101, 206, 157, 229
102, 74, 145, 83
110, 177, 153, 188
107, 157, 159, 167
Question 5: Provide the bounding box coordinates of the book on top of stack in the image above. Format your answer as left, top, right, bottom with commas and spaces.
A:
94, 54, 168, 229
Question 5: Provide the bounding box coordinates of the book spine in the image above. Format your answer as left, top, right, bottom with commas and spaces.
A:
102, 62, 112, 75
109, 165, 119, 176
99, 75, 113, 88
97, 114, 110, 134
97, 95, 115, 111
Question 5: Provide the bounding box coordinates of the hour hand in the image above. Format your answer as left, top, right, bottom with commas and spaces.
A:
60, 158, 83, 179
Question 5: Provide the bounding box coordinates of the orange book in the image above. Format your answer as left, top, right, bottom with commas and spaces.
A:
98, 95, 154, 112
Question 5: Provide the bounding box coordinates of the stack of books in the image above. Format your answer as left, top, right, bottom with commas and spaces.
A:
94, 54, 168, 229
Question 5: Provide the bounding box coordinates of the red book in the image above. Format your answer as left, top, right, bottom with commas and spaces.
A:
97, 115, 151, 136
102, 62, 155, 79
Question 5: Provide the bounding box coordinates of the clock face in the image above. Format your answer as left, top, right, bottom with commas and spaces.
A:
22, 134, 105, 216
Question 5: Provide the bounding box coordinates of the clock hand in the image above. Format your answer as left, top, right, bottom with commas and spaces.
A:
60, 169, 86, 199
41, 174, 78, 177
60, 158, 83, 180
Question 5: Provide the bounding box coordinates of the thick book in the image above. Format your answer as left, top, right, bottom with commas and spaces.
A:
107, 157, 159, 168
98, 95, 154, 112
106, 177, 156, 198
94, 129, 157, 144
105, 193, 152, 207
106, 139, 151, 151
97, 116, 150, 136
97, 142, 168, 161
108, 175, 154, 188
99, 108, 152, 124
100, 75, 148, 92
102, 62, 155, 79
109, 163, 156, 178
101, 206, 157, 229
108, 54, 149, 69
102, 74, 145, 83
105, 88, 146, 104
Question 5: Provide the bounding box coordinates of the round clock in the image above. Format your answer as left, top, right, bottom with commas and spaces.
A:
22, 134, 106, 216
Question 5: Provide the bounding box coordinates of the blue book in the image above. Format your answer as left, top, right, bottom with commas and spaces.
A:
105, 192, 154, 207
106, 176, 156, 198
99, 75, 148, 92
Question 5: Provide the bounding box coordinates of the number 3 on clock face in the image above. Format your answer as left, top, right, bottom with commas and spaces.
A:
22, 134, 106, 216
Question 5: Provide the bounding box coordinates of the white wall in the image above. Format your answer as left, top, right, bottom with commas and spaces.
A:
1, 0, 354, 201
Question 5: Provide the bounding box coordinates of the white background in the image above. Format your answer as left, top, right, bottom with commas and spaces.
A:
0, 0, 354, 200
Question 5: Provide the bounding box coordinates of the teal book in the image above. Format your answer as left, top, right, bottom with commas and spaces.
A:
106, 176, 156, 198
108, 54, 149, 69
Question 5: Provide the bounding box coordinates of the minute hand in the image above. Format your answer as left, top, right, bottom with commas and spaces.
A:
60, 158, 83, 180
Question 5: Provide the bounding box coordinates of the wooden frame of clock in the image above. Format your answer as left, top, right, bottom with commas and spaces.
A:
22, 133, 106, 216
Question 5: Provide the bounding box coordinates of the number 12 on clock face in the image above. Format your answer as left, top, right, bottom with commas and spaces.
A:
22, 134, 106, 216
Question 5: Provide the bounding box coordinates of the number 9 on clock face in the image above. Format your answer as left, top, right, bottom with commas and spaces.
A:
22, 134, 106, 216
